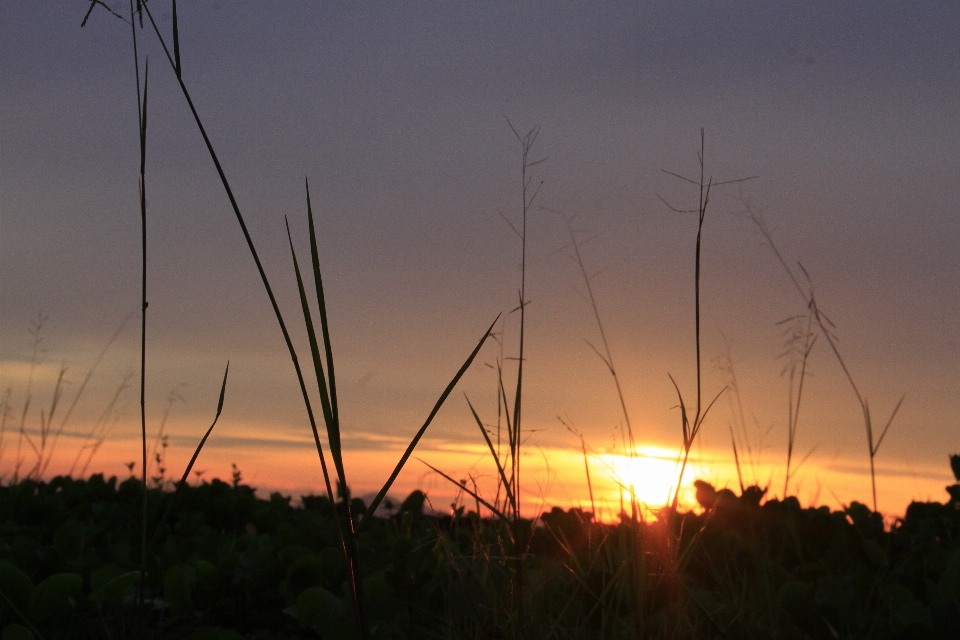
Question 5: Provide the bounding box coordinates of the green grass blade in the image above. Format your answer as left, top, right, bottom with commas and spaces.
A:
285, 217, 364, 637
304, 183, 345, 480
667, 373, 690, 447
284, 217, 341, 479
692, 387, 725, 440
418, 459, 509, 523
150, 362, 229, 550
178, 361, 229, 487
132, 9, 334, 502
498, 364, 514, 456
466, 394, 516, 513
365, 315, 499, 519
171, 0, 180, 79
873, 394, 905, 453
139, 57, 148, 174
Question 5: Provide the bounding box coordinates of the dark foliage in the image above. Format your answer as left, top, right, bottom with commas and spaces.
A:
2, 462, 960, 639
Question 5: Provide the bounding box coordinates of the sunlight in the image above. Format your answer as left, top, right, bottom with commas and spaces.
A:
597, 446, 704, 513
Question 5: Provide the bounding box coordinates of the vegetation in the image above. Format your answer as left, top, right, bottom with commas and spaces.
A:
2, 464, 960, 639
1, 3, 954, 638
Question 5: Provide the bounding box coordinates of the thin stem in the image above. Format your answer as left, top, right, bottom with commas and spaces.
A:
748, 210, 903, 512
505, 117, 544, 631
560, 212, 636, 455
127, 0, 148, 616
660, 129, 749, 511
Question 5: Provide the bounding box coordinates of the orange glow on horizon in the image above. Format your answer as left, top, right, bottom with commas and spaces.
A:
3, 429, 955, 525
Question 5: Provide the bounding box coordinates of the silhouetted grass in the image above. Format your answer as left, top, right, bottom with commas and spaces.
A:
0, 5, 932, 639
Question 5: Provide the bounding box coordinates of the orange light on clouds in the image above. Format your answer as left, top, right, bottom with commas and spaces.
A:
7, 421, 956, 526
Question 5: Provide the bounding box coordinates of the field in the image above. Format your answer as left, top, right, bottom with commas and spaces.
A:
2, 464, 960, 639
3, 3, 960, 639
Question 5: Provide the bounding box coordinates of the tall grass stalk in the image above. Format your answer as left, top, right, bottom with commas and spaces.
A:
555, 212, 642, 528
503, 119, 543, 624
659, 129, 755, 509
285, 184, 498, 639
121, 0, 151, 615
714, 338, 750, 493
558, 212, 637, 458
0, 389, 10, 475
427, 121, 543, 632
747, 210, 904, 512
7, 312, 48, 483
143, 384, 185, 486
39, 315, 131, 478
504, 119, 543, 519
67, 373, 133, 478
0, 312, 131, 484
148, 363, 229, 552
559, 416, 596, 517
116, 2, 363, 627
777, 310, 817, 498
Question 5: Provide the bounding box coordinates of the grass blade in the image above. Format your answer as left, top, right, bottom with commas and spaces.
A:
150, 362, 229, 550
365, 315, 499, 519
418, 459, 509, 523
284, 217, 342, 487
178, 362, 229, 484
171, 0, 180, 78
466, 394, 516, 513
667, 373, 690, 446
303, 184, 345, 484
284, 217, 363, 633
136, 1, 343, 514
873, 394, 905, 453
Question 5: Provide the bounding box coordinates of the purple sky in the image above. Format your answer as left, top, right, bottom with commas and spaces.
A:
2, 2, 959, 510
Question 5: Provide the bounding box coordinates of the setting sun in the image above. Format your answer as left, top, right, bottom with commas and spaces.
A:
597, 446, 703, 513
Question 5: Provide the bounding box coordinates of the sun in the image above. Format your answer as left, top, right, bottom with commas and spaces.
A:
597, 446, 702, 512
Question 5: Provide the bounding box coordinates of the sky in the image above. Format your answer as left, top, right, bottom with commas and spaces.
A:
2, 2, 959, 518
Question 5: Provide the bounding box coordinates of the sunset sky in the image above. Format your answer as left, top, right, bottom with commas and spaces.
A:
2, 2, 959, 517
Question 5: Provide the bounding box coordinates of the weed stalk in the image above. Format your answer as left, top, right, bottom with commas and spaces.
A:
747, 210, 904, 511
559, 213, 637, 457
505, 119, 544, 626
778, 310, 817, 498
659, 129, 755, 509
122, 0, 151, 616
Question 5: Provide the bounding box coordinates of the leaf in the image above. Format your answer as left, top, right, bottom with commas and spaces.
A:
931, 551, 960, 634
89, 569, 139, 603
163, 564, 196, 618
29, 572, 82, 623
295, 586, 346, 633
189, 629, 243, 640
52, 519, 86, 560
318, 547, 345, 587
363, 573, 408, 625
418, 460, 508, 523
777, 579, 812, 621
1, 624, 35, 640
284, 554, 322, 599
0, 561, 33, 622
466, 395, 516, 513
